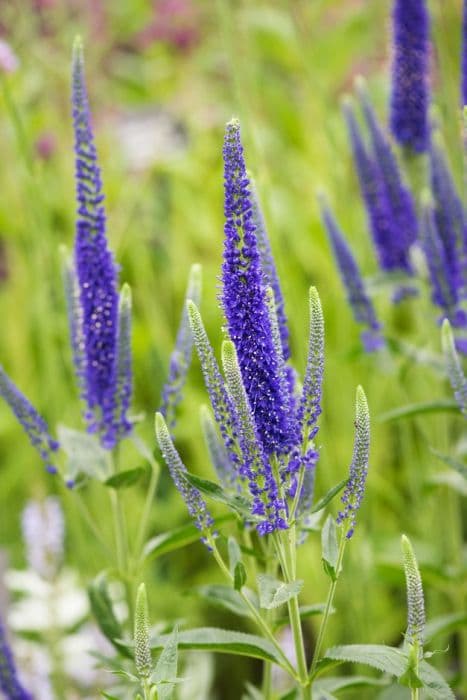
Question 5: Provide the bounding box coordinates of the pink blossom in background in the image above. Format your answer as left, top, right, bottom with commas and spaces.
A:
0, 40, 19, 73
136, 0, 200, 52
35, 133, 57, 161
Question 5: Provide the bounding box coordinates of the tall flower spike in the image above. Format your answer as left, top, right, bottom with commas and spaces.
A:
343, 101, 401, 273
0, 616, 32, 700
72, 37, 120, 448
115, 284, 133, 439
441, 319, 467, 416
320, 200, 384, 352
420, 194, 460, 324
134, 583, 152, 680
390, 0, 430, 153
155, 412, 214, 536
187, 301, 242, 472
200, 405, 235, 488
430, 139, 467, 305
222, 341, 287, 535
358, 82, 418, 270
337, 386, 370, 539
462, 0, 467, 106
222, 119, 292, 455
292, 287, 324, 504
0, 366, 59, 473
401, 535, 425, 650
250, 182, 291, 362
160, 264, 202, 430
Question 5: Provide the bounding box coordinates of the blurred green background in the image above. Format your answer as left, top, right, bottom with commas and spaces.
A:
0, 1, 465, 697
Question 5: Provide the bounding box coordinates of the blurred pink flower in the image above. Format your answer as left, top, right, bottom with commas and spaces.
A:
136, 0, 200, 52
35, 133, 57, 161
0, 40, 19, 73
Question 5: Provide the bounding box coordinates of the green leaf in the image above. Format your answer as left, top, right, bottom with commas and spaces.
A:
322, 644, 407, 676
228, 536, 242, 576
182, 471, 251, 516
57, 424, 111, 482
257, 574, 303, 610
243, 683, 264, 700
105, 467, 146, 490
418, 660, 455, 700
430, 448, 467, 481
143, 515, 234, 562
321, 515, 339, 581
101, 693, 121, 699
310, 479, 347, 514
378, 400, 459, 423
88, 574, 131, 658
151, 627, 282, 664
313, 675, 388, 693
424, 612, 467, 643
426, 470, 467, 496
274, 603, 332, 630
194, 584, 253, 618
234, 561, 247, 591
278, 689, 299, 700
151, 626, 178, 699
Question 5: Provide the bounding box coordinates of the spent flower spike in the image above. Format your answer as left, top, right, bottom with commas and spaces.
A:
337, 386, 370, 538
0, 366, 59, 474
320, 200, 384, 352
72, 37, 120, 448
221, 119, 293, 456
390, 0, 430, 153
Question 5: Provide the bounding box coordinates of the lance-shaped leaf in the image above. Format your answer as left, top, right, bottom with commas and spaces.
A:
160, 264, 202, 430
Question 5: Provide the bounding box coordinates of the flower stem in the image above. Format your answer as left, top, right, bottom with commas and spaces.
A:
309, 533, 347, 679
208, 536, 299, 682
135, 459, 160, 561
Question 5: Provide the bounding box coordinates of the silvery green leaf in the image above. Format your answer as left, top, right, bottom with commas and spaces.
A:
151, 626, 178, 699
228, 536, 242, 576
257, 574, 303, 609
321, 515, 339, 581
322, 644, 407, 676
57, 424, 112, 482
194, 584, 253, 618
418, 660, 455, 700
234, 561, 247, 591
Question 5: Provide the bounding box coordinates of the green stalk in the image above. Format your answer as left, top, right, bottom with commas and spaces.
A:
135, 459, 160, 561
208, 536, 299, 682
110, 449, 134, 623
309, 534, 347, 679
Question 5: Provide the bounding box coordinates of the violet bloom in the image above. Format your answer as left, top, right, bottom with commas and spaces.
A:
320, 201, 384, 353
359, 86, 418, 269
72, 39, 127, 448
0, 366, 59, 473
0, 616, 32, 700
221, 119, 293, 456
343, 102, 401, 273
0, 40, 19, 73
430, 141, 467, 299
390, 0, 430, 153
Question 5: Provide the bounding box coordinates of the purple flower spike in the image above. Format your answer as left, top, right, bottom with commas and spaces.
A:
0, 615, 33, 700
320, 201, 384, 353
222, 119, 292, 456
462, 0, 467, 106
430, 141, 467, 299
72, 38, 120, 448
0, 366, 59, 473
390, 0, 430, 153
420, 196, 460, 324
343, 101, 402, 273
358, 84, 418, 267
337, 386, 370, 539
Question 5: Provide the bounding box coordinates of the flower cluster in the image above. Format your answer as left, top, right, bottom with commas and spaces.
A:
156, 121, 371, 540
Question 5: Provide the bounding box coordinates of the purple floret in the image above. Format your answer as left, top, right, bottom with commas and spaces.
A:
72, 41, 120, 448
462, 0, 467, 106
221, 120, 293, 455
390, 0, 430, 153
0, 616, 33, 700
